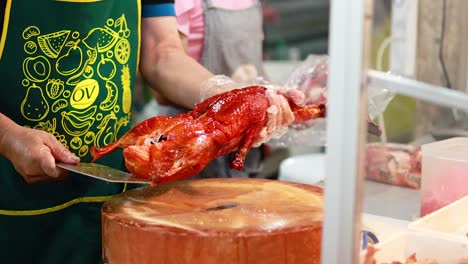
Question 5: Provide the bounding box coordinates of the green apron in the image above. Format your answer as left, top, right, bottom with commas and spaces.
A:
0, 0, 140, 263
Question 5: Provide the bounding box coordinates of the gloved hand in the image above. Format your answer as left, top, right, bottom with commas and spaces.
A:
253, 85, 306, 147
199, 75, 239, 102
0, 120, 80, 183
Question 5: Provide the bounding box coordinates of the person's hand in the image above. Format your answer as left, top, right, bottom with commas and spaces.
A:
0, 124, 80, 183
253, 86, 306, 147
231, 64, 259, 84
199, 75, 239, 102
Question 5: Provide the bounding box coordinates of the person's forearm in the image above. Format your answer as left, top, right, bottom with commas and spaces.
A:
140, 17, 214, 109
143, 50, 213, 108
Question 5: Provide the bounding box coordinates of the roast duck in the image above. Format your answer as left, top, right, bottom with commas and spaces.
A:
91, 86, 381, 185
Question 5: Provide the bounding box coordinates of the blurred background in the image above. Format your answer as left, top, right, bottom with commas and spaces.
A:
261, 0, 329, 61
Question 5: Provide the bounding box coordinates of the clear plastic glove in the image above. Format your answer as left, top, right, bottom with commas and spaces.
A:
199, 75, 239, 102
0, 124, 80, 183
284, 54, 329, 105
252, 85, 306, 147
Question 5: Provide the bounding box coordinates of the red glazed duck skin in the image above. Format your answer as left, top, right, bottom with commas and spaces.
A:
102, 178, 323, 264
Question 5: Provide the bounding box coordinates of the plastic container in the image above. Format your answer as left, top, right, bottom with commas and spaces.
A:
420, 137, 468, 216
359, 231, 468, 264
409, 195, 468, 241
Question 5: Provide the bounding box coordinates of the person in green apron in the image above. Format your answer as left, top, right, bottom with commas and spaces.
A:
0, 0, 214, 263
0, 0, 303, 262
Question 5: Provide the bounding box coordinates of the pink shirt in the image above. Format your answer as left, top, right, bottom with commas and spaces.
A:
175, 0, 257, 62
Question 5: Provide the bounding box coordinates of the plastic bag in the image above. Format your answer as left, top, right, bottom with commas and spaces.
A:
268, 54, 393, 148
290, 54, 394, 120
267, 55, 329, 147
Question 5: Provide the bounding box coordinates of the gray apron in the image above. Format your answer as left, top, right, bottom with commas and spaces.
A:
176, 0, 265, 179
199, 0, 263, 75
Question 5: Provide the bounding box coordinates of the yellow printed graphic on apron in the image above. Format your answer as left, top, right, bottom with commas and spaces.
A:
20, 14, 132, 157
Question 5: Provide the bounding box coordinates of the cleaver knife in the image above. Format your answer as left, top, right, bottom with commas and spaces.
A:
57, 162, 152, 184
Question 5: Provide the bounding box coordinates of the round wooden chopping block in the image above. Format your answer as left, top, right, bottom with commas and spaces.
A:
102, 178, 323, 264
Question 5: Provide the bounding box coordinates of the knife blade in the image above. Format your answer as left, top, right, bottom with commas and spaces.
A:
57, 162, 152, 184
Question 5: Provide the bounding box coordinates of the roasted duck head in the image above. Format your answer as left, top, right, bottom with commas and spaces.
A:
90, 86, 326, 185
